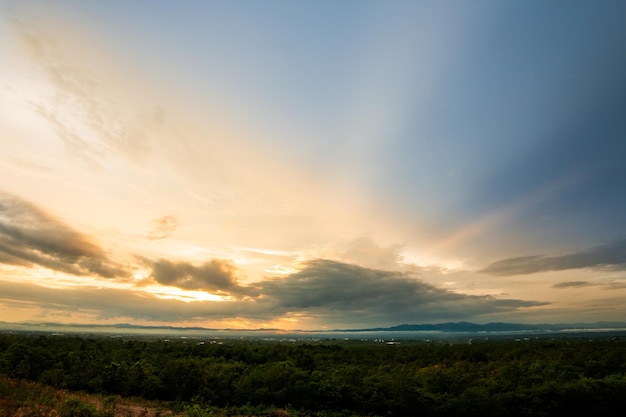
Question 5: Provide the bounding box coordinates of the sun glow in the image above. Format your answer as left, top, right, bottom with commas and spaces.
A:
142, 285, 227, 302
265, 264, 298, 275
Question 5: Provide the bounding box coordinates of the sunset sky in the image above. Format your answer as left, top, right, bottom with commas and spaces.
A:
2, 0, 626, 330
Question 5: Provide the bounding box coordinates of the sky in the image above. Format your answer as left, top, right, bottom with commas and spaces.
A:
1, 0, 626, 330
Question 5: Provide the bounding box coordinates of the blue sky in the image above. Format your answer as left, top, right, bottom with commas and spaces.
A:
1, 1, 625, 329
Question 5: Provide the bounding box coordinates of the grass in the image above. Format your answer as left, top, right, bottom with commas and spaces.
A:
0, 375, 300, 417
0, 374, 178, 417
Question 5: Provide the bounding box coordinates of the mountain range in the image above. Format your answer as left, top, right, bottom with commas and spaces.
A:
342, 321, 626, 333
2, 320, 626, 334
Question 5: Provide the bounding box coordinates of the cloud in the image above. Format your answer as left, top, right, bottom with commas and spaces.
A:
0, 257, 547, 327
552, 280, 626, 290
146, 215, 178, 240
480, 238, 626, 276
148, 258, 245, 294
0, 279, 251, 323
0, 191, 127, 278
28, 103, 106, 172
606, 282, 626, 290
316, 236, 404, 270
0, 190, 543, 327
552, 281, 594, 289
255, 259, 546, 326
9, 12, 160, 170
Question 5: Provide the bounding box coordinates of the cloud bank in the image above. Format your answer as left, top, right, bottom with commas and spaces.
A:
0, 192, 127, 278
254, 259, 546, 326
0, 190, 549, 328
1, 252, 546, 327
480, 239, 626, 276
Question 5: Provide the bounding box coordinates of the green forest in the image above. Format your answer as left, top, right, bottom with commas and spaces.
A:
1, 332, 626, 417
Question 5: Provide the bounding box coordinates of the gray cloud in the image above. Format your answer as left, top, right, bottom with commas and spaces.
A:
146, 215, 178, 240
553, 281, 594, 289
0, 191, 127, 278
254, 259, 546, 326
148, 258, 245, 294
480, 239, 626, 276
552, 280, 626, 290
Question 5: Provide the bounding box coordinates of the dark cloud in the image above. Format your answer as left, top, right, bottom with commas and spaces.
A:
552, 280, 626, 290
255, 259, 546, 326
0, 191, 127, 278
149, 258, 245, 294
480, 239, 626, 276
146, 215, 178, 240
553, 281, 593, 289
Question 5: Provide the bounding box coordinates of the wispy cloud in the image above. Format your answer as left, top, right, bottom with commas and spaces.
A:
10, 13, 162, 170
316, 236, 404, 271
552, 281, 594, 289
0, 191, 127, 278
146, 215, 178, 240
560, 279, 626, 291
480, 239, 626, 276
28, 103, 106, 172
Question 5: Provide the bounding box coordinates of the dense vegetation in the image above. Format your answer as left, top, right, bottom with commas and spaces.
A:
1, 332, 626, 416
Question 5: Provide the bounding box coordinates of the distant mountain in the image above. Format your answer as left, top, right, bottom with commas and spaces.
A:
342, 321, 626, 333
2, 320, 626, 334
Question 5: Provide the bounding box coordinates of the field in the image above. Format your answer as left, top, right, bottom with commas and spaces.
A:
1, 331, 626, 417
